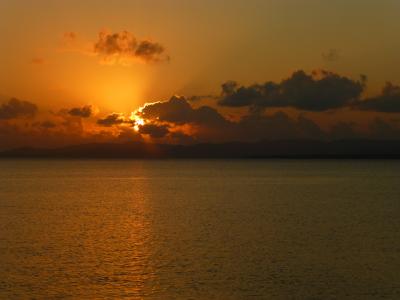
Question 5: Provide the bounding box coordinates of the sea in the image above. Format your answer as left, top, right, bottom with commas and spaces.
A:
1, 159, 400, 299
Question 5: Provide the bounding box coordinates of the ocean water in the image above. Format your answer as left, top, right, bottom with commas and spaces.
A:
0, 159, 400, 299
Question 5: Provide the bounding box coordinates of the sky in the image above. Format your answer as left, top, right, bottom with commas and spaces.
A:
1, 0, 400, 149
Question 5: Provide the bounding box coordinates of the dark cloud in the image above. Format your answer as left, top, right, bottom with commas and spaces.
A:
135, 40, 167, 62
297, 115, 325, 139
221, 81, 239, 97
329, 122, 359, 140
1, 93, 400, 151
355, 82, 400, 112
40, 120, 57, 129
139, 123, 169, 138
369, 118, 400, 139
0, 98, 38, 120
169, 131, 195, 144
137, 96, 328, 142
137, 96, 235, 141
187, 95, 219, 102
0, 119, 125, 151
93, 30, 168, 64
97, 113, 125, 127
219, 70, 366, 111
238, 111, 324, 141
139, 95, 400, 143
116, 127, 144, 143
139, 96, 227, 126
68, 105, 93, 118
94, 30, 136, 57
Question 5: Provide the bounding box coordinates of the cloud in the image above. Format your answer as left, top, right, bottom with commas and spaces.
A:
135, 96, 329, 142
297, 115, 325, 139
63, 32, 78, 45
30, 58, 45, 65
2, 67, 400, 151
0, 98, 38, 120
94, 30, 136, 57
169, 131, 195, 144
97, 113, 126, 127
354, 82, 400, 112
0, 117, 123, 151
0, 106, 95, 150
1, 94, 400, 151
64, 31, 77, 41
219, 70, 366, 111
135, 40, 168, 62
369, 118, 400, 139
93, 30, 169, 64
116, 127, 144, 143
62, 31, 78, 48
138, 123, 169, 138
329, 122, 359, 140
68, 105, 93, 118
187, 94, 219, 102
322, 49, 340, 62
238, 111, 324, 141
39, 120, 57, 129
136, 96, 234, 142
138, 96, 227, 126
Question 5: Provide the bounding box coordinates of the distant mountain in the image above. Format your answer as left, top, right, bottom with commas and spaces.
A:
1, 140, 400, 159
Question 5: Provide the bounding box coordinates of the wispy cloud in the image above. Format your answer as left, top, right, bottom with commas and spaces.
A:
30, 58, 46, 65
322, 49, 340, 62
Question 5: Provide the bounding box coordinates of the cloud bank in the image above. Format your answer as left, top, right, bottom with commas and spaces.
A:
1, 69, 400, 150
219, 70, 366, 112
355, 82, 400, 112
132, 96, 380, 143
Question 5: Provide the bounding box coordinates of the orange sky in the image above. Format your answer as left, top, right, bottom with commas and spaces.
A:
1, 0, 400, 149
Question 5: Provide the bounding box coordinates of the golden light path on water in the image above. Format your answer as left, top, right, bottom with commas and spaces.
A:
1, 160, 400, 298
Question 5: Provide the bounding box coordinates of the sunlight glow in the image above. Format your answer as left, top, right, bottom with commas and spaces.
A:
131, 113, 145, 131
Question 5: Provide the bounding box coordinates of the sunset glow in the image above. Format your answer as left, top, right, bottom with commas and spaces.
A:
0, 0, 400, 150
132, 115, 146, 132
2, 2, 400, 299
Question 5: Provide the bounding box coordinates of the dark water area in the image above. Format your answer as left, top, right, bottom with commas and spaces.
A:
1, 160, 400, 299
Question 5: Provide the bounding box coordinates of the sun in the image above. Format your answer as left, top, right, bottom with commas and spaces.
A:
130, 114, 145, 131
